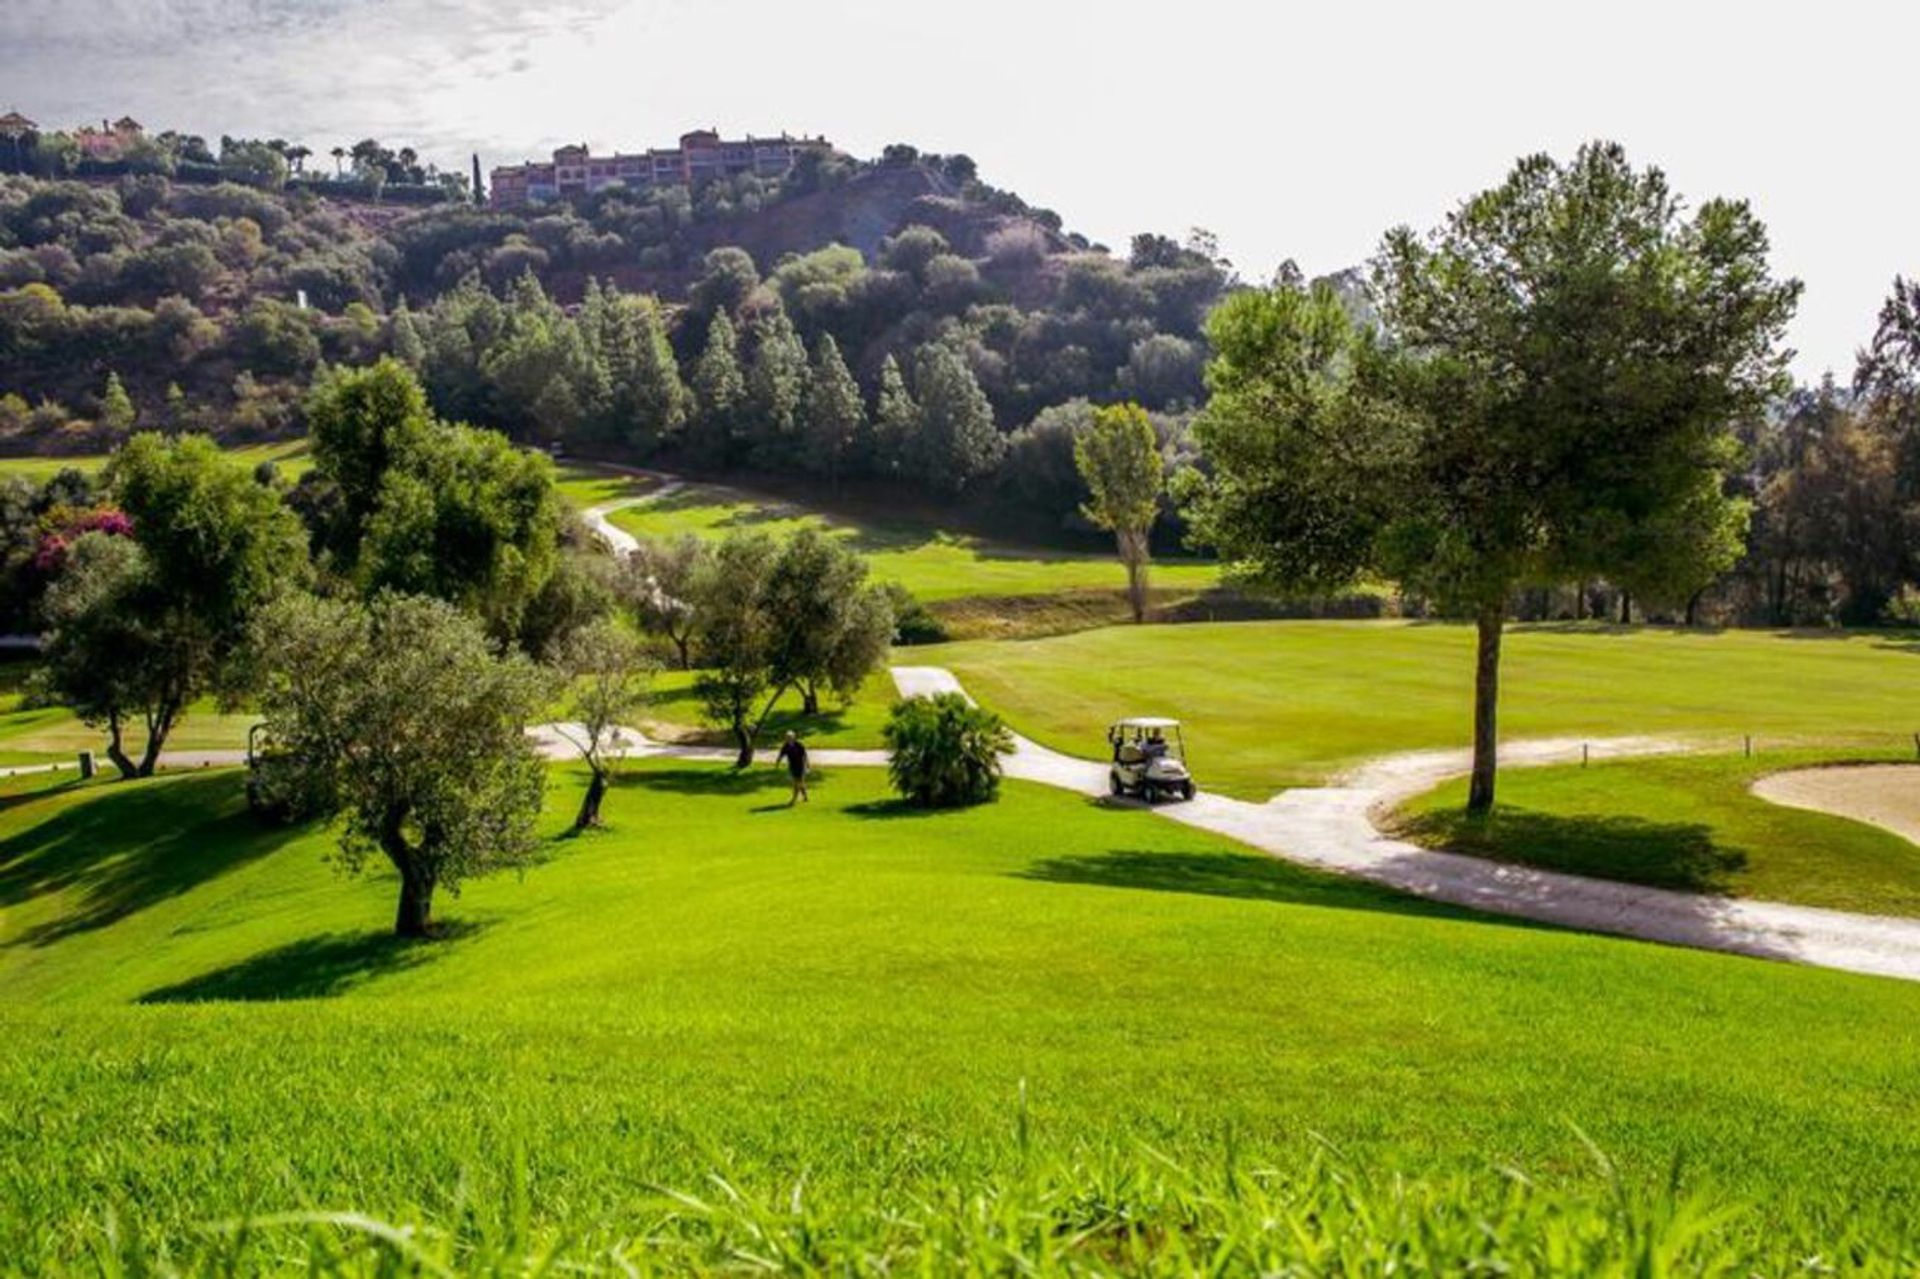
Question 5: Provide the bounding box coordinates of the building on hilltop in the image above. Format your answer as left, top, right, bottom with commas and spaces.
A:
489, 128, 832, 208
73, 116, 145, 159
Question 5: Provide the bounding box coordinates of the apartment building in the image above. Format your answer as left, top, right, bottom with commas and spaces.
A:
489, 129, 831, 208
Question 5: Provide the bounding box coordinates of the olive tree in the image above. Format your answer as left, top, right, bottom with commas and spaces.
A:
623, 533, 711, 669
1186, 143, 1797, 814
251, 591, 551, 938
553, 619, 654, 831
765, 527, 895, 715
1075, 402, 1164, 623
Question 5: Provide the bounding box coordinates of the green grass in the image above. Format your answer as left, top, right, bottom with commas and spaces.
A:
608, 479, 1221, 602
0, 659, 251, 765
1392, 749, 1920, 914
552, 460, 658, 508
929, 621, 1920, 799
640, 667, 895, 748
3, 763, 1919, 1268
0, 439, 313, 485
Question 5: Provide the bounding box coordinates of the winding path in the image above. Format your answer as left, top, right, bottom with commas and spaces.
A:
579, 468, 683, 556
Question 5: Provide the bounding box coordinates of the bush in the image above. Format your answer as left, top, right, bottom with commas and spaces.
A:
1885, 585, 1920, 628
884, 582, 947, 645
883, 692, 1013, 808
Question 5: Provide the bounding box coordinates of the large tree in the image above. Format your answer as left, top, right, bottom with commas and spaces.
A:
764, 527, 895, 716
691, 532, 782, 768
38, 434, 305, 778
689, 311, 746, 467
307, 359, 565, 645
252, 591, 550, 938
909, 344, 1001, 493
1187, 143, 1797, 813
1075, 402, 1164, 623
801, 334, 865, 490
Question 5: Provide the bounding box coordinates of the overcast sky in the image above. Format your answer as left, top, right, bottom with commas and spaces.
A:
2, 0, 1912, 381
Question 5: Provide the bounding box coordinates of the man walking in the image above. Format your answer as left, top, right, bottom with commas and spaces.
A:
776, 730, 810, 806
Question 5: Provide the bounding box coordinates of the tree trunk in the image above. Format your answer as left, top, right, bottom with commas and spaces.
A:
573, 768, 608, 831
134, 700, 179, 778
395, 870, 435, 938
1121, 530, 1150, 624
1684, 588, 1705, 628
733, 723, 755, 770
801, 681, 820, 716
1618, 591, 1632, 625
674, 633, 692, 671
104, 711, 139, 781
1467, 603, 1504, 816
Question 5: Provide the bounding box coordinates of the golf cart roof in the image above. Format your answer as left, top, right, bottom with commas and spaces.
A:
1113, 717, 1182, 730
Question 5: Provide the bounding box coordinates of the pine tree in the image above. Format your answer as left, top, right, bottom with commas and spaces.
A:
746, 307, 807, 469
690, 312, 746, 467
871, 353, 918, 477
471, 153, 485, 205
98, 372, 136, 436
164, 383, 190, 431
628, 295, 688, 452
910, 345, 1001, 493
802, 334, 865, 490
390, 301, 427, 369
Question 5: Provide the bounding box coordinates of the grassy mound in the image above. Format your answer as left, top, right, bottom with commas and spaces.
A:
2, 764, 1918, 1268
930, 621, 1920, 798
1393, 749, 1920, 914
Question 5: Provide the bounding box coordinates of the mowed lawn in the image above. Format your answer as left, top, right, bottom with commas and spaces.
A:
1396, 750, 1920, 916
931, 621, 1920, 798
608, 479, 1221, 602
0, 438, 313, 485
2, 763, 1919, 1267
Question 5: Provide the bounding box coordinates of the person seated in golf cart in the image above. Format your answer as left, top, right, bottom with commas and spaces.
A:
1142, 727, 1169, 760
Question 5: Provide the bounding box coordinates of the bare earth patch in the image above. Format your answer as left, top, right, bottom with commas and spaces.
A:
1754, 765, 1920, 848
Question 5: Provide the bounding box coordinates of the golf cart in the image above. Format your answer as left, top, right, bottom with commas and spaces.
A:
1107, 717, 1196, 803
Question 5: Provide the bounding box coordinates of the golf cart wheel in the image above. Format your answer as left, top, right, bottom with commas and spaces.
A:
1180, 781, 1196, 801
1109, 771, 1124, 797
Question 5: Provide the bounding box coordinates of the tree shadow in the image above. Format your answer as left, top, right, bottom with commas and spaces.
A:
1012, 848, 1475, 919
137, 923, 482, 1004
0, 773, 311, 948
1395, 808, 1747, 894
843, 797, 960, 820
622, 767, 792, 798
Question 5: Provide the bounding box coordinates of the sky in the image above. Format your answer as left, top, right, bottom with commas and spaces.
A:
1, 0, 1913, 381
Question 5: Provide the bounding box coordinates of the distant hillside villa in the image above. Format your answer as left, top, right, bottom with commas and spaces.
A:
488, 128, 832, 207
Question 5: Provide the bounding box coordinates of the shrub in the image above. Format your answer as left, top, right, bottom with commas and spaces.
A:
883, 692, 1013, 808
1885, 585, 1920, 628
883, 582, 947, 645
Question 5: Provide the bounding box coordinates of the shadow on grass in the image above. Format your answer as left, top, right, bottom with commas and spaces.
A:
0, 773, 311, 948
138, 923, 483, 1004
1396, 808, 1748, 894
622, 767, 793, 798
1013, 848, 1466, 918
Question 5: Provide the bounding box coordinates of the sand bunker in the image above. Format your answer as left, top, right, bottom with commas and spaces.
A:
1753, 765, 1920, 848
